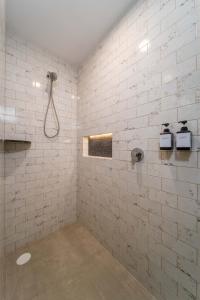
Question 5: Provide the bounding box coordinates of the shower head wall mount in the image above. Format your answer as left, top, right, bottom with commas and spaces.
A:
47, 71, 57, 82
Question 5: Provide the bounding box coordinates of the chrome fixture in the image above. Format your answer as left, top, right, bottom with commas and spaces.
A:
44, 72, 60, 138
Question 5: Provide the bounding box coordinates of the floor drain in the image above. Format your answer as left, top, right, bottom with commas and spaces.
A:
16, 253, 31, 266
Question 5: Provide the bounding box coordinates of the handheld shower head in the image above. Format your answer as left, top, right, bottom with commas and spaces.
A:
47, 72, 57, 82
44, 71, 60, 138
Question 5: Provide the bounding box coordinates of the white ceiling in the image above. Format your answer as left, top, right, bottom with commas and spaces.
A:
6, 0, 135, 66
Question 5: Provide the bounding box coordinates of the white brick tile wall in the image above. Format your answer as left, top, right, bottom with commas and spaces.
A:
4, 32, 78, 253
1, 1, 200, 299
77, 1, 200, 299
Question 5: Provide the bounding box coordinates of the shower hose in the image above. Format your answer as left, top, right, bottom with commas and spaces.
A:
44, 78, 60, 138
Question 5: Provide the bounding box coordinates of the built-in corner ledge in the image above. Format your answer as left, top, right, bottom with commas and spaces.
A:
0, 139, 31, 152
1, 139, 31, 144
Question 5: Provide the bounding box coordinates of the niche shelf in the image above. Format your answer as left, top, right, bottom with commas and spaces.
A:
0, 139, 31, 152
83, 133, 112, 159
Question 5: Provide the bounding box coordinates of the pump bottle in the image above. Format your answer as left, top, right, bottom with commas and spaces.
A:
176, 121, 192, 150
160, 123, 173, 150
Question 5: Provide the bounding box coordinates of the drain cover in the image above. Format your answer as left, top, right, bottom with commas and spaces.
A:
16, 253, 31, 266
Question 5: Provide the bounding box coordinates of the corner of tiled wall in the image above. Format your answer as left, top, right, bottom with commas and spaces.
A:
0, 0, 5, 298
77, 1, 200, 300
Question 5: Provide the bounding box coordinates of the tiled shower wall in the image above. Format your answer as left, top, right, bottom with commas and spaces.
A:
0, 0, 5, 297
77, 1, 200, 300
4, 32, 78, 253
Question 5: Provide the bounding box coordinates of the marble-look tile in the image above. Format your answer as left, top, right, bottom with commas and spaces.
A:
77, 1, 200, 300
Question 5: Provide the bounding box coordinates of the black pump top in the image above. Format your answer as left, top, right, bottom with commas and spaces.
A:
178, 120, 187, 125
178, 120, 188, 132
162, 123, 170, 133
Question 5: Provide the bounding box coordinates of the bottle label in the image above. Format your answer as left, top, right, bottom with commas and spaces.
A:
160, 134, 172, 148
176, 132, 191, 148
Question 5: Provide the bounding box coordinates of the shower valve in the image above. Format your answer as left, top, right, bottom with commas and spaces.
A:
131, 148, 144, 164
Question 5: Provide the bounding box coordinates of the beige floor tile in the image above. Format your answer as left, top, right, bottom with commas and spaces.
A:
5, 224, 155, 300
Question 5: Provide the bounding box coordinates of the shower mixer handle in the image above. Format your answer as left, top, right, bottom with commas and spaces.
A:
131, 148, 144, 164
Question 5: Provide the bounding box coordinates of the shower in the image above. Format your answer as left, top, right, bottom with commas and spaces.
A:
44, 71, 60, 138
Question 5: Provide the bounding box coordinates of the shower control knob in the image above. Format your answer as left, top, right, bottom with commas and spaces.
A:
131, 148, 144, 164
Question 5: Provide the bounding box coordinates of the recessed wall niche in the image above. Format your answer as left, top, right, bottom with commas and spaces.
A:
83, 133, 112, 158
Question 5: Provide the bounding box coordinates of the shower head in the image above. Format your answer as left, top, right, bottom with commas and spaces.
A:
47, 72, 57, 82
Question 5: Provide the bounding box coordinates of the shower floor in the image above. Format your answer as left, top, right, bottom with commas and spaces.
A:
5, 224, 155, 300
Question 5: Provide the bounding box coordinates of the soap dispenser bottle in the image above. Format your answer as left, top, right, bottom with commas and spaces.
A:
176, 120, 192, 150
160, 123, 173, 150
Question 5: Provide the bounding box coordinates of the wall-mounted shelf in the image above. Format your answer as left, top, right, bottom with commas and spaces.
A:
0, 139, 31, 152
3, 139, 31, 144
